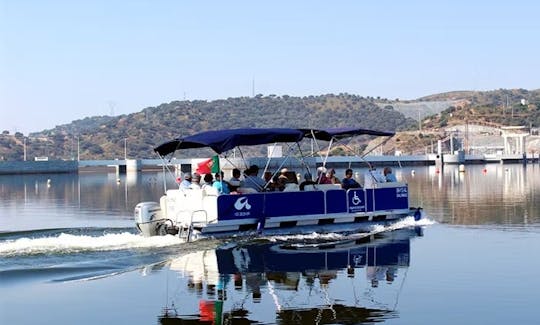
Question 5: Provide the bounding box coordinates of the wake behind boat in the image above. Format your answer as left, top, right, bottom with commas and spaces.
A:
134, 127, 423, 241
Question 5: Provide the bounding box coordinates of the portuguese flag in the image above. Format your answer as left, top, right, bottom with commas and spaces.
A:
196, 155, 220, 174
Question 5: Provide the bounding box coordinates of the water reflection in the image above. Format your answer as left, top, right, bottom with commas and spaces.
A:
158, 228, 423, 324
409, 164, 540, 225
0, 171, 174, 231
1, 163, 538, 230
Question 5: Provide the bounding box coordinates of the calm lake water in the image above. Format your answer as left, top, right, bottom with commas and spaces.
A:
1, 164, 540, 324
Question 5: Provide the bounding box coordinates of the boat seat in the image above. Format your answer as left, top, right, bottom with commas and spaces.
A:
237, 187, 258, 194
283, 183, 299, 191
316, 184, 342, 191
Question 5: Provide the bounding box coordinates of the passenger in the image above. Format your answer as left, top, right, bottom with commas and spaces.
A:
383, 167, 397, 182
271, 174, 285, 191
213, 172, 230, 194
179, 172, 192, 189
326, 168, 341, 185
243, 165, 266, 192
278, 168, 289, 182
228, 168, 242, 192
299, 172, 317, 191
342, 168, 361, 190
364, 167, 385, 188
316, 166, 331, 184
263, 171, 273, 185
190, 173, 201, 189
201, 173, 214, 189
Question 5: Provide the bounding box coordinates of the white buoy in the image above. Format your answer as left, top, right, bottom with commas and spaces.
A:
411, 170, 415, 176
459, 164, 465, 173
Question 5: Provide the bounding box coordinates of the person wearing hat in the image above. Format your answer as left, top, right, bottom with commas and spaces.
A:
316, 166, 331, 184
179, 172, 192, 189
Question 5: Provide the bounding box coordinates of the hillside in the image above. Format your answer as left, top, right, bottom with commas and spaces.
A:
0, 94, 417, 160
2, 89, 539, 161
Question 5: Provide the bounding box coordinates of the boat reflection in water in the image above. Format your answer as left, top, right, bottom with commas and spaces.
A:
159, 227, 423, 324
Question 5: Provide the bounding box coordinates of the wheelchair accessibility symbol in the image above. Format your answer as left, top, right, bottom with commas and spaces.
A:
352, 191, 362, 205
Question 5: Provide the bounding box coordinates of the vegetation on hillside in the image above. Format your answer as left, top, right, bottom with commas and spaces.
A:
0, 94, 416, 161
421, 89, 540, 129
2, 89, 538, 161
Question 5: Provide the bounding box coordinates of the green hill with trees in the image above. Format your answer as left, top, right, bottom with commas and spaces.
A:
0, 94, 416, 160
1, 89, 539, 161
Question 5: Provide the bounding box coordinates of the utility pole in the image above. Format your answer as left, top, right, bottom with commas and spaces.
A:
124, 138, 127, 160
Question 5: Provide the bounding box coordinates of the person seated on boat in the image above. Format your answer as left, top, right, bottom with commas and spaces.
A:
299, 172, 318, 191
243, 165, 266, 192
316, 166, 331, 184
189, 173, 202, 189
213, 171, 230, 194
364, 167, 386, 188
228, 168, 242, 192
179, 172, 192, 189
266, 174, 284, 192
342, 168, 361, 190
263, 170, 273, 185
201, 173, 214, 189
326, 168, 341, 185
383, 167, 397, 182
278, 168, 289, 182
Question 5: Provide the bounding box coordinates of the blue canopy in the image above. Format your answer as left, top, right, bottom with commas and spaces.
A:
302, 127, 395, 141
154, 128, 305, 156
154, 127, 394, 156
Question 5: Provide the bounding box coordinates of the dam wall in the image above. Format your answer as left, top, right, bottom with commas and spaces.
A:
0, 160, 79, 175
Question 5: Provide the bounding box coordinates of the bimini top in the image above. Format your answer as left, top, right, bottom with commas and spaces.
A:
302, 127, 395, 141
154, 127, 394, 156
154, 128, 305, 156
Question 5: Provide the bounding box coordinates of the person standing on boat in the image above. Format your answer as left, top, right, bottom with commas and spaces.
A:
342, 168, 361, 190
213, 172, 230, 194
364, 167, 385, 188
384, 167, 397, 182
243, 165, 266, 191
179, 172, 192, 189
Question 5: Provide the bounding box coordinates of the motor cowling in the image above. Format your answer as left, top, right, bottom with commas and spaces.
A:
135, 202, 164, 236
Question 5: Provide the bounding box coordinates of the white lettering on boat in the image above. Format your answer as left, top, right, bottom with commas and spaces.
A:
396, 187, 408, 198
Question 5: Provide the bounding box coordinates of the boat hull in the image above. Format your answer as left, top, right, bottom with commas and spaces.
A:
135, 183, 421, 239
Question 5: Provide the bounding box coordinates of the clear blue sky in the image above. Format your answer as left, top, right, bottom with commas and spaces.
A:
1, 0, 539, 135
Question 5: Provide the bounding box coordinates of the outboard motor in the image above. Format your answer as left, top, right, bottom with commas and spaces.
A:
134, 202, 178, 237
414, 208, 423, 221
